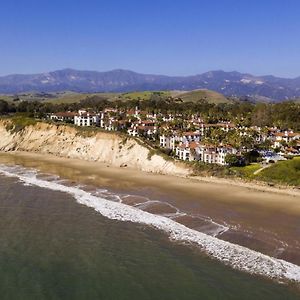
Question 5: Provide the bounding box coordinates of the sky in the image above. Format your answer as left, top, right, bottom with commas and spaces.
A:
1, 0, 300, 77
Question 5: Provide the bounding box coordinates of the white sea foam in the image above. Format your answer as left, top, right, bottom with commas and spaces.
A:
0, 164, 300, 283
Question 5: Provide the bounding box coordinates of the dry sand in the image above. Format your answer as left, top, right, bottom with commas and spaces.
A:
0, 151, 299, 214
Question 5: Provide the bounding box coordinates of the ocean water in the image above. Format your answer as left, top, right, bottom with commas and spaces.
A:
0, 166, 299, 299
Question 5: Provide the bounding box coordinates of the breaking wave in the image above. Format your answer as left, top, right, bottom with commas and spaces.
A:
0, 164, 299, 283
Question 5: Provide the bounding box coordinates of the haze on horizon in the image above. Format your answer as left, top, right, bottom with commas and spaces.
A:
1, 0, 300, 78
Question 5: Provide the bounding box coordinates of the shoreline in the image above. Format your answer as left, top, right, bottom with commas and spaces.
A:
2, 150, 300, 198
1, 151, 300, 285
0, 151, 299, 213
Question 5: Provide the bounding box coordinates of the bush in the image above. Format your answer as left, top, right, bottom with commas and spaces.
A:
225, 154, 244, 166
190, 161, 229, 177
4, 116, 38, 133
243, 150, 260, 164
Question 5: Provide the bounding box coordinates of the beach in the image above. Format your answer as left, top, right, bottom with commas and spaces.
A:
0, 151, 299, 268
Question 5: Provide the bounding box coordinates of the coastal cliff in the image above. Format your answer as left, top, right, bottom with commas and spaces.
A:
0, 120, 190, 176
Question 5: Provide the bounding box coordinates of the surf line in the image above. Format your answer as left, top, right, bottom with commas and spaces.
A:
0, 164, 299, 284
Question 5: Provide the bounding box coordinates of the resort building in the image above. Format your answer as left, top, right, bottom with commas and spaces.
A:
74, 110, 100, 127
50, 112, 76, 123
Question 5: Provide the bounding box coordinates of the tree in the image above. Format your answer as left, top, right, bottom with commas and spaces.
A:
243, 150, 260, 165
225, 154, 243, 166
0, 100, 9, 114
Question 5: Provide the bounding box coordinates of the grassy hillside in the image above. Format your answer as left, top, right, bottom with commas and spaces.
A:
46, 92, 120, 104
230, 163, 261, 179
118, 91, 171, 101
1, 90, 230, 104
47, 91, 172, 104
256, 157, 300, 186
231, 158, 300, 186
0, 92, 62, 103
171, 89, 232, 104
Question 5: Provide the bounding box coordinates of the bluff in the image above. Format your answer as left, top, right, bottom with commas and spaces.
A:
0, 120, 189, 176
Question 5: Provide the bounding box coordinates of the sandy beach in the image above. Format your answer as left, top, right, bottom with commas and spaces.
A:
1, 151, 299, 210
0, 151, 300, 265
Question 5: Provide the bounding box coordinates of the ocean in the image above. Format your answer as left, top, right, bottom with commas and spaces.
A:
0, 155, 299, 299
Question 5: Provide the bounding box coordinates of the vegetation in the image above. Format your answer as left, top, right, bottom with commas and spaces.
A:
189, 161, 232, 177
225, 154, 242, 166
230, 163, 261, 179
229, 157, 300, 186
3, 115, 39, 133
1, 91, 299, 130
256, 157, 300, 186
172, 90, 231, 104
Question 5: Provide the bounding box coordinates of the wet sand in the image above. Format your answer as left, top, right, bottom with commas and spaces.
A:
0, 151, 300, 265
1, 175, 299, 299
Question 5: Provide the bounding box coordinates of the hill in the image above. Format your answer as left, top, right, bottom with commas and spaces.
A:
171, 89, 231, 104
45, 91, 171, 104
4, 90, 230, 105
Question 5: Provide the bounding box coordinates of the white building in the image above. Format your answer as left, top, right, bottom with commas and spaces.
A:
175, 142, 238, 165
273, 131, 300, 148
74, 110, 100, 127
50, 112, 76, 122
159, 135, 176, 150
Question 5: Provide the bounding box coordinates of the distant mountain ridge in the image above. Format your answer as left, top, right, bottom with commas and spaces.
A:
1, 68, 300, 101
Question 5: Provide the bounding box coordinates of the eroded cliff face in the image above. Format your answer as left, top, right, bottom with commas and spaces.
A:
0, 120, 190, 176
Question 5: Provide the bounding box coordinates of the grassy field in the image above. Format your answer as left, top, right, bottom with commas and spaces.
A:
10, 91, 171, 104
118, 91, 170, 101
1, 89, 231, 105
50, 91, 172, 103
46, 92, 121, 104
0, 92, 116, 104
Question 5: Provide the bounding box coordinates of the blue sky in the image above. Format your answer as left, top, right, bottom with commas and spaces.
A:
1, 0, 300, 77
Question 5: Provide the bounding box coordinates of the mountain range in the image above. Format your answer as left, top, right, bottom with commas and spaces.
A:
1, 68, 300, 101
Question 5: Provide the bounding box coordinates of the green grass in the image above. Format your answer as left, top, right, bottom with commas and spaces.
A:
119, 91, 170, 101
0, 92, 60, 103
256, 157, 300, 186
230, 163, 261, 179
1, 90, 229, 105
45, 92, 121, 104
46, 91, 171, 104
231, 159, 300, 186
171, 90, 232, 104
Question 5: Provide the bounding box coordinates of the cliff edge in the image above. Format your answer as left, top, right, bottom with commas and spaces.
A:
0, 120, 190, 176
